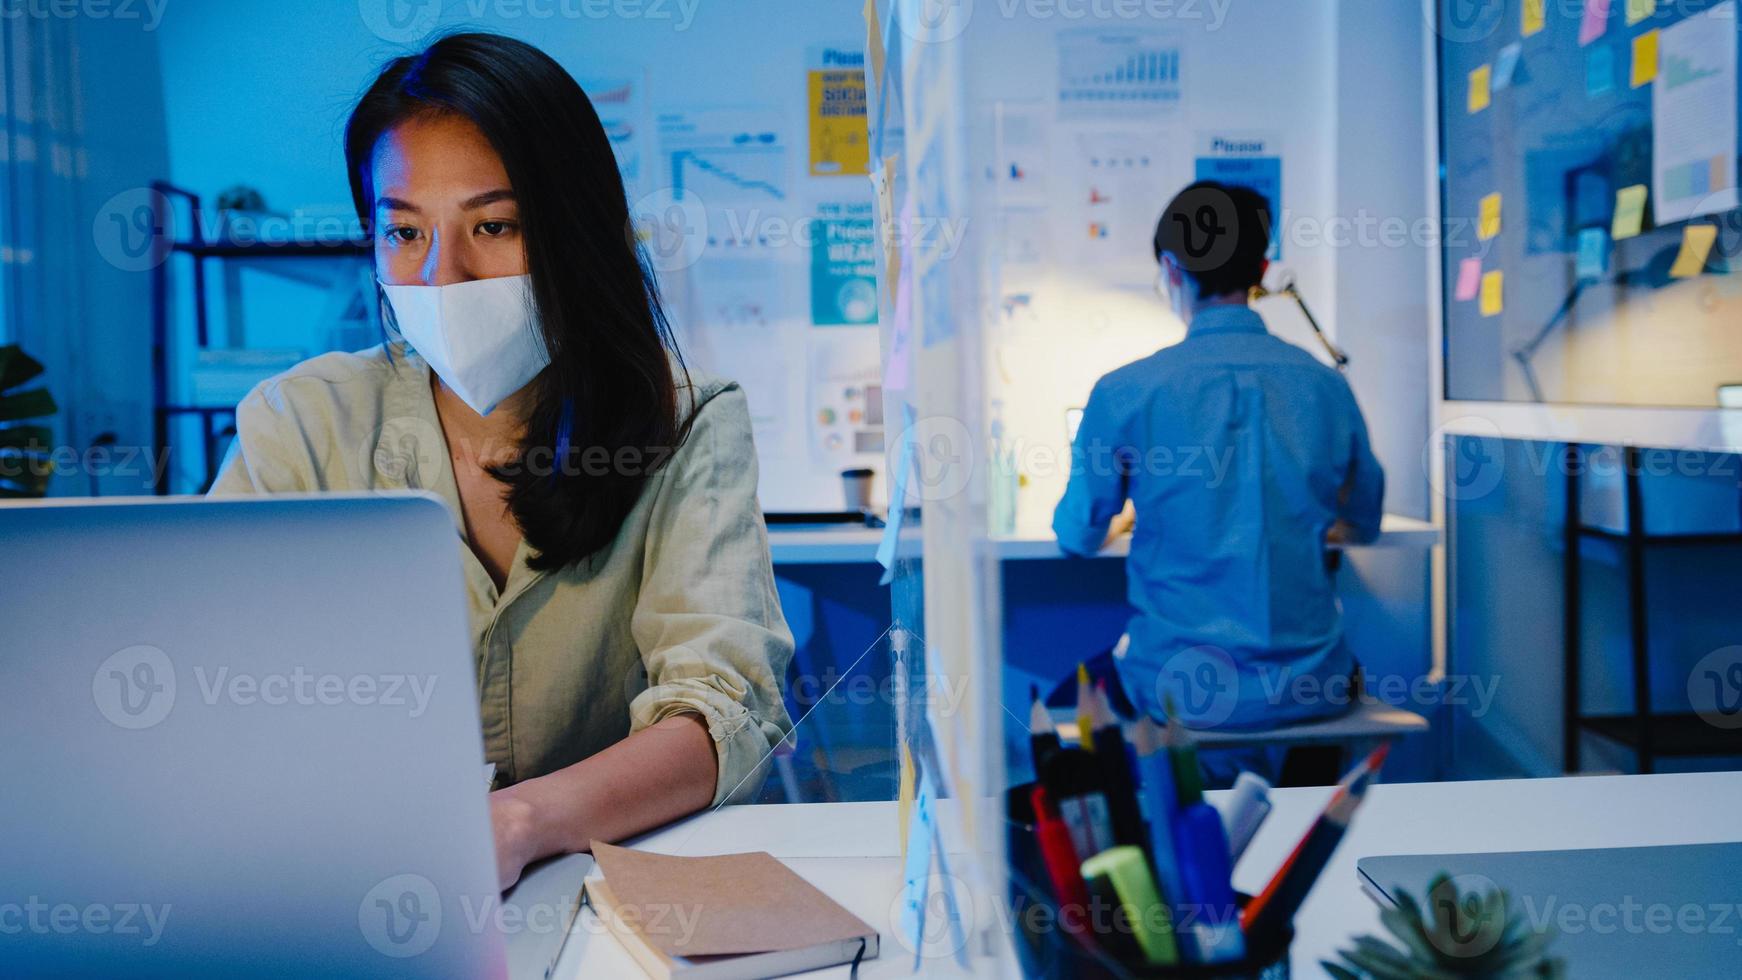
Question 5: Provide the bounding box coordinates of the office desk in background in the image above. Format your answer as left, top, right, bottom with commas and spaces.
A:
766, 514, 1440, 564
767, 515, 1444, 791
551, 771, 1742, 977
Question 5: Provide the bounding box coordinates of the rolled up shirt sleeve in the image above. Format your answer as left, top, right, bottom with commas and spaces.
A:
1336, 384, 1386, 544
629, 383, 796, 807
1053, 378, 1133, 557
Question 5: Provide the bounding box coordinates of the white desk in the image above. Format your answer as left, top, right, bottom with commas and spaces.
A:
767, 513, 1440, 565
553, 771, 1742, 977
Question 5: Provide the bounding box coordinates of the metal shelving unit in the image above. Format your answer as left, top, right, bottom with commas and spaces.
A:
149, 181, 369, 494
1564, 444, 1742, 773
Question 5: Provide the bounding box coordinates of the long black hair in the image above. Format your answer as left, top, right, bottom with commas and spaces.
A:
346, 32, 688, 571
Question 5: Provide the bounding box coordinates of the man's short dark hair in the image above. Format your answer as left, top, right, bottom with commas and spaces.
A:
1151, 181, 1273, 300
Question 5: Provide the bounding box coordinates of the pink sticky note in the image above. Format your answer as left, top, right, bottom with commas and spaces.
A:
1580, 0, 1611, 45
1455, 257, 1483, 300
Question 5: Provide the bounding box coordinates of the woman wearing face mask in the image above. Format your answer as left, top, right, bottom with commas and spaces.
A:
211, 33, 794, 890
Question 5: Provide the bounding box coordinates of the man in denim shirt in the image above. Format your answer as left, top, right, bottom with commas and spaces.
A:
1054, 182, 1385, 769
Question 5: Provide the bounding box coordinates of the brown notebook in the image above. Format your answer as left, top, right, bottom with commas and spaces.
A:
586, 841, 879, 979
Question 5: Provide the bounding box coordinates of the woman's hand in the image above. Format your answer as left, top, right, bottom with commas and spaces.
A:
489, 790, 543, 891
482, 716, 716, 891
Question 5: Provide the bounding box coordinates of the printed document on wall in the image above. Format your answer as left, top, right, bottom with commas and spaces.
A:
1651, 1, 1738, 223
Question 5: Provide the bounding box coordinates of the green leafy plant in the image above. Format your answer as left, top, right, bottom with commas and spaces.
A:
1325, 873, 1565, 979
0, 344, 58, 498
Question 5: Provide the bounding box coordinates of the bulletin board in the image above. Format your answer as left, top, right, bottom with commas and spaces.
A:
1438, 0, 1742, 411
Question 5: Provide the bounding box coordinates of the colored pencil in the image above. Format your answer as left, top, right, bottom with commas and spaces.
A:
1087, 682, 1146, 850
1130, 717, 1186, 918
1029, 684, 1061, 773
1075, 663, 1095, 752
1030, 785, 1091, 932
1162, 694, 1204, 808
1240, 744, 1390, 945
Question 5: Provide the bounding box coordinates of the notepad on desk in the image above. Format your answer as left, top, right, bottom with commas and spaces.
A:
584, 841, 879, 980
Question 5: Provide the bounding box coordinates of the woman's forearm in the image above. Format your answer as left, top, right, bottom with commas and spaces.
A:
498, 713, 718, 863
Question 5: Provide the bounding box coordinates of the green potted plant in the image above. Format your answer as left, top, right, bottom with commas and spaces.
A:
1325, 873, 1565, 979
0, 344, 57, 498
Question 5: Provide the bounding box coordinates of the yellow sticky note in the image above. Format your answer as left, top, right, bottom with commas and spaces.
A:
1671, 224, 1718, 278
896, 743, 915, 855
1613, 184, 1649, 239
1479, 193, 1503, 241
1469, 65, 1492, 113
1480, 270, 1505, 317
1631, 30, 1659, 87
1524, 0, 1546, 36
1626, 0, 1655, 25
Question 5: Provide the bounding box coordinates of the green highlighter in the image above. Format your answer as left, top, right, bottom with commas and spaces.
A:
1080, 845, 1180, 966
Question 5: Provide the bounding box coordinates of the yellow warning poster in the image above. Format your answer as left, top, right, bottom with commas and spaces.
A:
808, 46, 869, 177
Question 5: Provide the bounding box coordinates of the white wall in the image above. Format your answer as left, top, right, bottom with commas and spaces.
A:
944, 0, 1432, 531
955, 1, 1347, 533
939, 1, 1438, 771
1334, 0, 1431, 522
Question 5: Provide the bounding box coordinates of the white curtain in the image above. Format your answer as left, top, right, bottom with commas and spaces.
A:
1, 15, 91, 489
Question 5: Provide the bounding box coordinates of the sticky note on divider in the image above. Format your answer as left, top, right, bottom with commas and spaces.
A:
1631, 30, 1659, 87
1479, 193, 1503, 240
1456, 257, 1484, 300
1519, 0, 1546, 35
1587, 45, 1616, 96
1524, 0, 1546, 36
1581, 0, 1611, 45
1495, 43, 1523, 91
877, 402, 918, 586
898, 767, 935, 966
1468, 64, 1492, 113
1576, 228, 1610, 281
1626, 0, 1656, 25
1671, 224, 1718, 279
1480, 270, 1505, 317
1613, 184, 1649, 239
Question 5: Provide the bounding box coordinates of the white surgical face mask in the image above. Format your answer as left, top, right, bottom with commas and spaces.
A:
380, 274, 551, 417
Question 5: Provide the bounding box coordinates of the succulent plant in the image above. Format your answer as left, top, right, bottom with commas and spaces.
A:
1324, 873, 1565, 979
0, 344, 57, 498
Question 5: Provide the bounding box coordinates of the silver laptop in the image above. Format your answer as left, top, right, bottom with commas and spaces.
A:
0, 495, 580, 977
1359, 842, 1742, 979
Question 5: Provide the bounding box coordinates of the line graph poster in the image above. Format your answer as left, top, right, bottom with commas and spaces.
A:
807, 46, 869, 177
1057, 28, 1183, 118
1652, 1, 1738, 222
657, 108, 791, 251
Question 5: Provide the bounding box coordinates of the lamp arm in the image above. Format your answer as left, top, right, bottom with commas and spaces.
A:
1280, 283, 1350, 372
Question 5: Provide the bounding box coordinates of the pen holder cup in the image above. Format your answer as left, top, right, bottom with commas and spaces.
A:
1007, 784, 1292, 979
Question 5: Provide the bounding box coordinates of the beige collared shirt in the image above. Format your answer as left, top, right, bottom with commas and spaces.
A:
210, 344, 794, 806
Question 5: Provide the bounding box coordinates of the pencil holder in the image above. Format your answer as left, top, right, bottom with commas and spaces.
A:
1007, 784, 1292, 979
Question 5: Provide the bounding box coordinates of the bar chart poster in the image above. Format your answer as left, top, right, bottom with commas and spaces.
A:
1057, 29, 1184, 117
